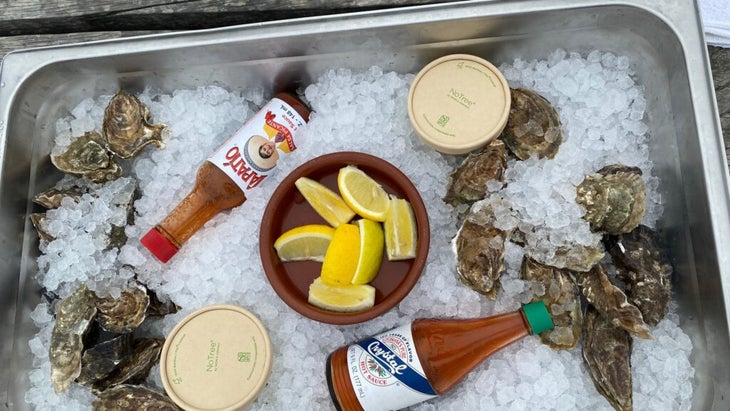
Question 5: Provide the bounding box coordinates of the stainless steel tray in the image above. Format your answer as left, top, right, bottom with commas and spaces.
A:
2, 0, 728, 409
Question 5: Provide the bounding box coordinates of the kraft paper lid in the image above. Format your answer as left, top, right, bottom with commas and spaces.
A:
408, 54, 511, 154
160, 304, 273, 411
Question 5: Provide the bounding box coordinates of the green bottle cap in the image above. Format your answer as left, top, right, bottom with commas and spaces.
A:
522, 301, 554, 335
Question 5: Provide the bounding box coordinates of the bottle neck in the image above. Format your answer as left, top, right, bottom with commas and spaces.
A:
412, 310, 531, 394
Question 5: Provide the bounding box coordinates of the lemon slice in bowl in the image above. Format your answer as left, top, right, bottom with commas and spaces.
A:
295, 176, 356, 227
351, 219, 384, 285
338, 165, 390, 222
384, 196, 418, 260
321, 223, 360, 285
308, 277, 376, 312
273, 224, 336, 262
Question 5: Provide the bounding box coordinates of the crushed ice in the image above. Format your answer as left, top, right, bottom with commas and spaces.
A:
26, 50, 693, 410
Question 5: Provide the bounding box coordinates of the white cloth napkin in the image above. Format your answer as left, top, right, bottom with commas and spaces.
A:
700, 0, 730, 47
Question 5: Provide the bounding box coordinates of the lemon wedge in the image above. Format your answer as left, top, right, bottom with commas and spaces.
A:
321, 223, 360, 285
273, 224, 336, 262
308, 277, 376, 312
384, 196, 418, 260
338, 165, 390, 222
295, 177, 355, 227
351, 219, 384, 285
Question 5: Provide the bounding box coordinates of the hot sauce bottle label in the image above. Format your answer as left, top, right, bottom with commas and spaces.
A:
345, 324, 437, 410
207, 97, 306, 192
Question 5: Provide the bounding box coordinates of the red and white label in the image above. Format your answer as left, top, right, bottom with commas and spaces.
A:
208, 97, 306, 192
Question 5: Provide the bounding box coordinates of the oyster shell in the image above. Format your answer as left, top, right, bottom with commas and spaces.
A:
500, 88, 563, 160
33, 186, 84, 209
520, 256, 582, 349
103, 90, 165, 159
77, 333, 134, 386
575, 165, 646, 235
51, 131, 122, 183
147, 290, 180, 317
95, 283, 150, 334
30, 213, 54, 243
452, 202, 508, 299
576, 264, 652, 339
92, 384, 181, 410
604, 225, 672, 326
93, 338, 164, 393
50, 285, 98, 393
444, 140, 508, 206
541, 243, 604, 273
582, 305, 633, 411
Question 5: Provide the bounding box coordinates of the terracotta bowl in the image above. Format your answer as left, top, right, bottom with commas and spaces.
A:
259, 151, 430, 325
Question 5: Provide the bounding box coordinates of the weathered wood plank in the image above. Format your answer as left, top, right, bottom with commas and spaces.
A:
709, 46, 730, 165
0, 0, 454, 35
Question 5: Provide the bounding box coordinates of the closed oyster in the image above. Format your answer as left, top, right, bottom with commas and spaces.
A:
500, 88, 563, 160
576, 164, 645, 235
147, 290, 180, 317
604, 225, 672, 326
452, 201, 508, 299
30, 213, 54, 243
582, 305, 633, 411
576, 264, 652, 339
93, 338, 164, 393
77, 333, 134, 386
50, 285, 97, 393
520, 256, 581, 349
95, 283, 150, 334
543, 243, 604, 273
444, 140, 508, 206
33, 186, 84, 209
103, 90, 165, 159
92, 384, 181, 410
51, 131, 122, 183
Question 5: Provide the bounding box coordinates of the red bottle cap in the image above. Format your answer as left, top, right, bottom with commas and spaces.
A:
141, 228, 179, 263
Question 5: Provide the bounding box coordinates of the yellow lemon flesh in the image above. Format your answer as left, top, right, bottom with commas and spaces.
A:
320, 223, 360, 285
308, 277, 376, 312
273, 224, 336, 262
350, 219, 384, 285
337, 165, 390, 222
295, 177, 355, 227
384, 196, 418, 260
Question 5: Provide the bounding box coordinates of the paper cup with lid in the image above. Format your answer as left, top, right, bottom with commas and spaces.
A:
160, 304, 272, 410
408, 54, 511, 154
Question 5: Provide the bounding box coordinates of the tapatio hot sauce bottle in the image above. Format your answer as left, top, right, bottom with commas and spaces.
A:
141, 92, 310, 263
326, 301, 554, 411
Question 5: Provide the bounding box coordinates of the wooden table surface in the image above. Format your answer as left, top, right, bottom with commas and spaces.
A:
0, 0, 728, 165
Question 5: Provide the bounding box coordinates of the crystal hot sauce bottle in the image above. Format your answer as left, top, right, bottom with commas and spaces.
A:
326, 301, 554, 411
141, 92, 310, 263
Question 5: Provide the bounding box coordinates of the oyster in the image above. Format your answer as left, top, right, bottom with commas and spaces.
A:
51, 131, 122, 183
95, 283, 150, 334
444, 140, 508, 206
576, 164, 646, 235
575, 264, 652, 339
583, 305, 633, 411
520, 256, 582, 349
77, 333, 134, 386
147, 290, 180, 317
604, 225, 672, 326
103, 90, 165, 159
49, 285, 97, 393
33, 186, 84, 209
30, 213, 54, 243
500, 88, 563, 160
543, 243, 604, 273
453, 201, 508, 299
92, 384, 181, 410
93, 338, 165, 393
